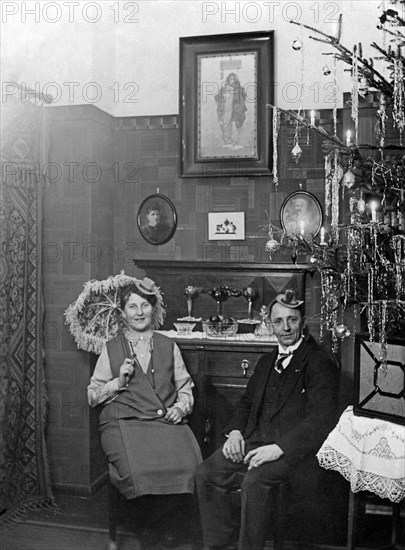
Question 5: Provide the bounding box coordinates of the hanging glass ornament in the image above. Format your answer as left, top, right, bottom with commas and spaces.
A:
357, 197, 366, 213
323, 65, 331, 76
292, 38, 302, 51
265, 227, 280, 259
343, 169, 356, 188
333, 324, 351, 339
291, 142, 302, 162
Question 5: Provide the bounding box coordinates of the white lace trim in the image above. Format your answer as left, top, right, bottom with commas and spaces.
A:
317, 445, 405, 503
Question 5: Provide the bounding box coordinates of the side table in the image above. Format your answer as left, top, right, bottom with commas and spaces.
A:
317, 406, 405, 549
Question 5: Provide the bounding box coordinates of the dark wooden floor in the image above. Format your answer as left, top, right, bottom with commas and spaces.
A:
1, 486, 404, 550
0, 487, 202, 550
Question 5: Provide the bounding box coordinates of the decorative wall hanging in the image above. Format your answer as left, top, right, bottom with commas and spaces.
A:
280, 190, 323, 238
208, 212, 245, 240
137, 194, 177, 245
179, 31, 274, 177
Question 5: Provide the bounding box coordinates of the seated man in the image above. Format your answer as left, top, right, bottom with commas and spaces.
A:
196, 290, 338, 550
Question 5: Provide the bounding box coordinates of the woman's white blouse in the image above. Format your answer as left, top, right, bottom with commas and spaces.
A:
87, 341, 194, 416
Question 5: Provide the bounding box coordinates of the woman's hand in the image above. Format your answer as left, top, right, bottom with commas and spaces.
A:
222, 430, 245, 462
118, 358, 135, 389
165, 406, 184, 424
244, 444, 284, 470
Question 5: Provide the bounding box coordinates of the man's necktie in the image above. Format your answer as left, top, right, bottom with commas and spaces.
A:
274, 353, 290, 374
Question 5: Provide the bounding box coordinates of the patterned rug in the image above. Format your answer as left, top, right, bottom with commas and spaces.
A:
0, 94, 54, 522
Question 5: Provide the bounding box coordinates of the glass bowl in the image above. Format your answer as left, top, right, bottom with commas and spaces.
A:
202, 320, 238, 338
173, 322, 196, 336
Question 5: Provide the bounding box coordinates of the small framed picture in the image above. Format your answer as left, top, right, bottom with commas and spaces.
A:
137, 194, 177, 245
208, 212, 245, 240
280, 191, 323, 238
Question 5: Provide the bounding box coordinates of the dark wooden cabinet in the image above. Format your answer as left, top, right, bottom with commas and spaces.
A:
176, 339, 277, 457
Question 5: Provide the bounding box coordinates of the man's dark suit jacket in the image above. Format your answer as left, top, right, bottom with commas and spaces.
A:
224, 334, 339, 472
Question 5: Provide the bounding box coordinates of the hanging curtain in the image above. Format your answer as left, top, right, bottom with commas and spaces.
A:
0, 92, 54, 522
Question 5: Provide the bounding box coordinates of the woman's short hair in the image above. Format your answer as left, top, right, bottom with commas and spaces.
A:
145, 202, 161, 214
120, 283, 158, 309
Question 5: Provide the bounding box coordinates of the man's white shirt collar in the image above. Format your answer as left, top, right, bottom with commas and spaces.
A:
277, 335, 304, 356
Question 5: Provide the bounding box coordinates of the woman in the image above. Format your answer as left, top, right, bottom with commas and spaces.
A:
215, 72, 247, 150
88, 277, 202, 540
141, 203, 172, 244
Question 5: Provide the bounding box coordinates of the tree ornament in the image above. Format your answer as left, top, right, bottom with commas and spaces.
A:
291, 142, 302, 162
323, 65, 331, 76
357, 197, 366, 213
333, 324, 351, 339
292, 38, 302, 50
343, 169, 356, 188
265, 237, 280, 259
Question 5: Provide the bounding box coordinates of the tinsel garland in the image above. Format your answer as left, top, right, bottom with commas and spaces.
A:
393, 234, 405, 297
393, 56, 405, 144
325, 155, 332, 217
331, 149, 341, 240
332, 55, 338, 136
272, 107, 280, 189
379, 300, 388, 372
351, 46, 359, 146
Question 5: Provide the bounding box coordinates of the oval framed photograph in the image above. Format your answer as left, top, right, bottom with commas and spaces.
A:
280, 190, 323, 238
137, 194, 177, 245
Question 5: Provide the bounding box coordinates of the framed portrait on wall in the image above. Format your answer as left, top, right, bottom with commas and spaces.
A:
137, 194, 177, 245
280, 191, 323, 238
179, 31, 274, 178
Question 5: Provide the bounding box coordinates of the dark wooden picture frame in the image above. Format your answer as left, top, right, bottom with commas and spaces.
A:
179, 31, 274, 178
280, 190, 323, 238
137, 194, 177, 245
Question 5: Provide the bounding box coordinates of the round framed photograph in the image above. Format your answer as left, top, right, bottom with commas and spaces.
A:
137, 194, 177, 245
280, 191, 323, 238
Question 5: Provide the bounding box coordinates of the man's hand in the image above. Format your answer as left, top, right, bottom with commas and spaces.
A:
222, 430, 245, 462
244, 444, 284, 470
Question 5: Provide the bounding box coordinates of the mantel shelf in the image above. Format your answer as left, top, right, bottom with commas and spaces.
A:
133, 260, 308, 272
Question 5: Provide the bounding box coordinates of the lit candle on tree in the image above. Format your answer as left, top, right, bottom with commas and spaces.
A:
346, 130, 352, 147
370, 201, 378, 223
310, 110, 315, 126
300, 221, 305, 236
320, 226, 326, 245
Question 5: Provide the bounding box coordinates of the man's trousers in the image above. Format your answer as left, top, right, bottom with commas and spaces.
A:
195, 448, 290, 550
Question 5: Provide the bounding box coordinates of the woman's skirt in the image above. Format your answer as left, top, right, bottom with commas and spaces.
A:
100, 419, 202, 499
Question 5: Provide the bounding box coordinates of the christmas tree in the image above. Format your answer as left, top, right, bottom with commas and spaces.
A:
266, 4, 405, 361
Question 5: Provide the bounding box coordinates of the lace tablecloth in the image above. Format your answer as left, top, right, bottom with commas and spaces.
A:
317, 406, 405, 503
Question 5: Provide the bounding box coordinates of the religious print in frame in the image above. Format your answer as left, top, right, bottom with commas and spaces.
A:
179, 32, 274, 178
